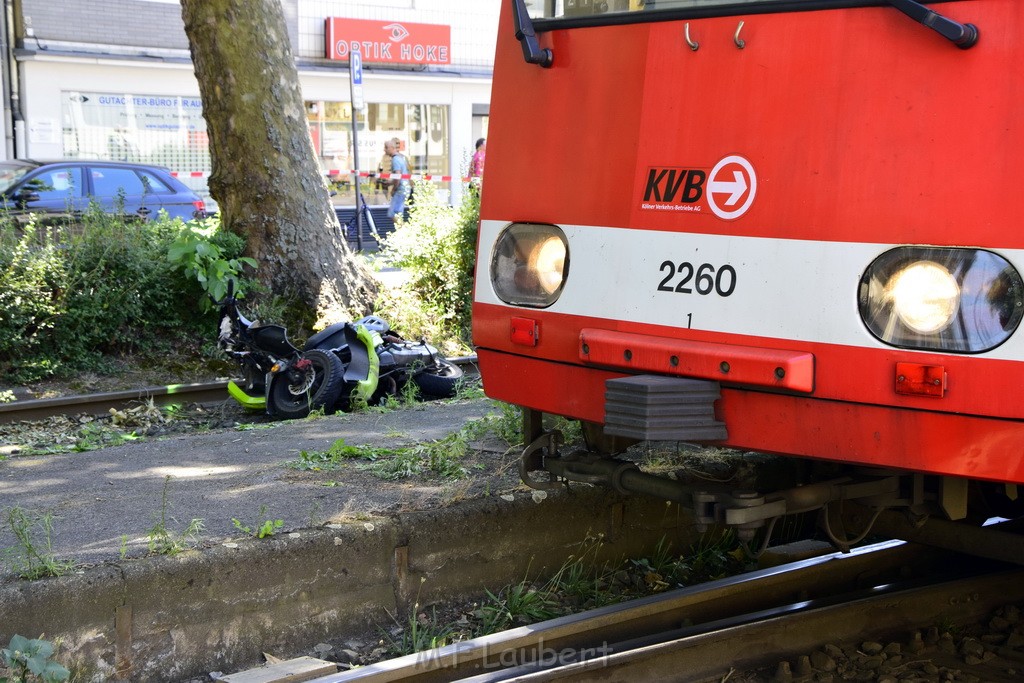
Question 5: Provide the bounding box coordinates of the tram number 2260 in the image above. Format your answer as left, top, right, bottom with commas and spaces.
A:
657, 261, 737, 297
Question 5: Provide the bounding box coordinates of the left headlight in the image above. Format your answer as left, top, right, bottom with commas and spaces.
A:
490, 223, 569, 307
859, 247, 1024, 353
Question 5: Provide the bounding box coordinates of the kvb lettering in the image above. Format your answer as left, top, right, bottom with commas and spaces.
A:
643, 168, 706, 204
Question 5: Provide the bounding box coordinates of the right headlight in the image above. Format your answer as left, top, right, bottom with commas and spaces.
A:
858, 247, 1024, 353
490, 223, 569, 307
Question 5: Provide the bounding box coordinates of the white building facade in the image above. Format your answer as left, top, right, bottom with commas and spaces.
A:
2, 0, 499, 207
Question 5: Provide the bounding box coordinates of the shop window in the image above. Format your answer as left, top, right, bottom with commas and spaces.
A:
61, 91, 212, 200
306, 99, 450, 205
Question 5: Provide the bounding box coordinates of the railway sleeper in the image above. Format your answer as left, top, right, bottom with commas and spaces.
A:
519, 407, 1024, 566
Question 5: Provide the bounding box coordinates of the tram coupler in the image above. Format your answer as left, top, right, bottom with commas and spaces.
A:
543, 451, 693, 503
693, 475, 904, 542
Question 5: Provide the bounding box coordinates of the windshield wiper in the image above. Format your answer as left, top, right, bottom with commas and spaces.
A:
886, 0, 979, 49
512, 0, 553, 68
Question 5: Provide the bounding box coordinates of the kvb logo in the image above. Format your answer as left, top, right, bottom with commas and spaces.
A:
641, 154, 757, 220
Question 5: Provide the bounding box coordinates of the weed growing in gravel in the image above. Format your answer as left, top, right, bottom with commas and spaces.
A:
475, 532, 745, 635
72, 422, 140, 452
287, 427, 478, 481
489, 401, 523, 448
543, 536, 617, 610
286, 407, 574, 483
145, 476, 205, 556
285, 439, 401, 471
452, 380, 485, 401
477, 579, 561, 633
359, 450, 422, 480
358, 427, 471, 481
463, 401, 583, 454
677, 528, 745, 583
1, 634, 70, 683
288, 449, 337, 471
381, 532, 752, 657
384, 578, 462, 657
1, 508, 76, 579
234, 422, 277, 432
232, 505, 284, 539
304, 406, 329, 421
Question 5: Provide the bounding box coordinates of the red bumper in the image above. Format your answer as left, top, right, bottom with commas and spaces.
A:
478, 348, 1024, 485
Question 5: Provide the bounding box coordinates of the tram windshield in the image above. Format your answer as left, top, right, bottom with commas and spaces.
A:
528, 0, 803, 20
523, 0, 979, 50
527, 0, 913, 21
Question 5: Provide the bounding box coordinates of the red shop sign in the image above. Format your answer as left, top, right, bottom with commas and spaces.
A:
325, 18, 451, 65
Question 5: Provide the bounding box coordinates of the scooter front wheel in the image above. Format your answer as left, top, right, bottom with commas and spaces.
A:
267, 350, 345, 419
412, 358, 464, 399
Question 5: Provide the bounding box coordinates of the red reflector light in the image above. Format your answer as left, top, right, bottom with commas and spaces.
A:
193, 199, 207, 216
895, 362, 946, 398
510, 317, 538, 346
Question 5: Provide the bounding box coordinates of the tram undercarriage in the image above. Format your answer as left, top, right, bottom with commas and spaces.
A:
519, 407, 1024, 566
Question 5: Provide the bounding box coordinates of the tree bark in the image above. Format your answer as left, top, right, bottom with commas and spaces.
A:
180, 0, 376, 325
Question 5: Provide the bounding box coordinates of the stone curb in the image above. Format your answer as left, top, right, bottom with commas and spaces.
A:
1, 486, 695, 682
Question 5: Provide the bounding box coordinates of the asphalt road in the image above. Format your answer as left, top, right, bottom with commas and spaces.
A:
0, 398, 506, 576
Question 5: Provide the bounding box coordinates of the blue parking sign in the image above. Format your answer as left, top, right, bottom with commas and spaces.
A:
350, 49, 364, 110
351, 51, 363, 86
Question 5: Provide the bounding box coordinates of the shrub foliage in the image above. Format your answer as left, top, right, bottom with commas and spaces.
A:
1, 186, 480, 384
0, 209, 250, 382
375, 182, 479, 353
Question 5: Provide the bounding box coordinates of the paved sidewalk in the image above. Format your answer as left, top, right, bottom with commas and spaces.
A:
0, 398, 507, 576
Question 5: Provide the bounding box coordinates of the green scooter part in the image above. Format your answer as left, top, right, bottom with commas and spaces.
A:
350, 324, 382, 403
227, 379, 267, 411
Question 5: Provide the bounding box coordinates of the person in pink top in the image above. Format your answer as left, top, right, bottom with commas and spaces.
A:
470, 138, 486, 179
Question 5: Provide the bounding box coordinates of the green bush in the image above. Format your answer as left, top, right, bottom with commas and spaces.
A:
167, 218, 255, 308
0, 221, 67, 380
0, 208, 251, 383
375, 182, 478, 352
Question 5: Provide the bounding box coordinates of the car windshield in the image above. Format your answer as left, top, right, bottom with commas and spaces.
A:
0, 163, 34, 194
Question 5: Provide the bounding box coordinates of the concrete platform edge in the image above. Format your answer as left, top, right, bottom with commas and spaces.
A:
0, 486, 695, 682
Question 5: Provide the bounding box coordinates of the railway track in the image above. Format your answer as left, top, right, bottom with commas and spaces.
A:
289, 541, 1022, 683
0, 381, 231, 424
0, 355, 479, 425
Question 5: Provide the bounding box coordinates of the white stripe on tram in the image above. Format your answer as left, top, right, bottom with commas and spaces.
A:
474, 219, 1024, 362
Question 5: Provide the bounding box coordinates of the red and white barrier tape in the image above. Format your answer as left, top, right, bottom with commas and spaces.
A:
170, 170, 475, 183
327, 169, 475, 183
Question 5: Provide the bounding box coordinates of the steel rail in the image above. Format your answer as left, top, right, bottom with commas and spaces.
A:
504, 567, 1024, 682
0, 355, 479, 425
0, 381, 231, 424
302, 540, 984, 683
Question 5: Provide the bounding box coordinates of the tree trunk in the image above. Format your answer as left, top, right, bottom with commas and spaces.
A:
180, 0, 376, 325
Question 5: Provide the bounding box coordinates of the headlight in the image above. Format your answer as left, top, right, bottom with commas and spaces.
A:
859, 247, 1024, 353
490, 223, 569, 307
889, 261, 960, 334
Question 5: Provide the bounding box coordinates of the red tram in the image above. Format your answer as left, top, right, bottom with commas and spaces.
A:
472, 0, 1024, 540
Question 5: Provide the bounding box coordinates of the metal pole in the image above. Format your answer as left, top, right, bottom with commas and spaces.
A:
348, 50, 362, 252
353, 129, 362, 252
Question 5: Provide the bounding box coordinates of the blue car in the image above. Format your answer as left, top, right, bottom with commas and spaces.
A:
0, 159, 207, 223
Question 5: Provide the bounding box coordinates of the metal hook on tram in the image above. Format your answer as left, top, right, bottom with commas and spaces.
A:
684, 23, 699, 51
734, 21, 746, 49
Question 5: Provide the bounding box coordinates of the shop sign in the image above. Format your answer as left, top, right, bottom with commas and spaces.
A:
325, 18, 451, 65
